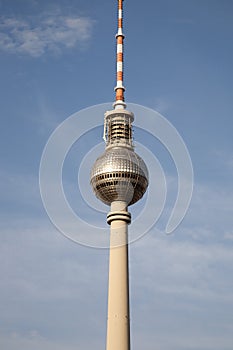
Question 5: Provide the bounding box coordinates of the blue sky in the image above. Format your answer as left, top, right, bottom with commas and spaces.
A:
0, 0, 233, 349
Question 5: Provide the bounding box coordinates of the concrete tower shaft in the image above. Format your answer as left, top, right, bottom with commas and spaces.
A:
106, 200, 131, 350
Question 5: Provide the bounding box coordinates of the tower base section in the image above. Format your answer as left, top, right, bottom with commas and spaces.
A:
106, 201, 131, 350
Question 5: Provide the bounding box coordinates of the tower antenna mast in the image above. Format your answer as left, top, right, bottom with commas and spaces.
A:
114, 0, 126, 109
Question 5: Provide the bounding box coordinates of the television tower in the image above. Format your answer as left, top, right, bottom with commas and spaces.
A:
90, 1, 149, 349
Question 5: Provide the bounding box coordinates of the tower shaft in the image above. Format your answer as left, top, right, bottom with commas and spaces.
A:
106, 201, 131, 350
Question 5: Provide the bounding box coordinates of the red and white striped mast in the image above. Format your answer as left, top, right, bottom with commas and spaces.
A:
114, 0, 126, 109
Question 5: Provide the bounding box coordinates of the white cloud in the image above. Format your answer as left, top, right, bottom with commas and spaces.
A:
0, 170, 40, 213
129, 232, 233, 350
219, 151, 233, 172
0, 13, 94, 57
153, 96, 171, 113
224, 231, 233, 241
132, 233, 233, 300
0, 330, 100, 350
0, 225, 108, 349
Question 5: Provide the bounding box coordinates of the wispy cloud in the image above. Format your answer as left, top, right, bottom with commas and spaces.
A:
224, 231, 233, 241
129, 232, 233, 350
0, 225, 107, 349
0, 170, 40, 214
153, 96, 171, 113
0, 12, 94, 57
0, 330, 100, 350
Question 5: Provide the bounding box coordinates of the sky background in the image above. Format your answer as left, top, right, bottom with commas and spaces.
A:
0, 0, 233, 349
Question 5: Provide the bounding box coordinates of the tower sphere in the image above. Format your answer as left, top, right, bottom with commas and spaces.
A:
90, 145, 148, 206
